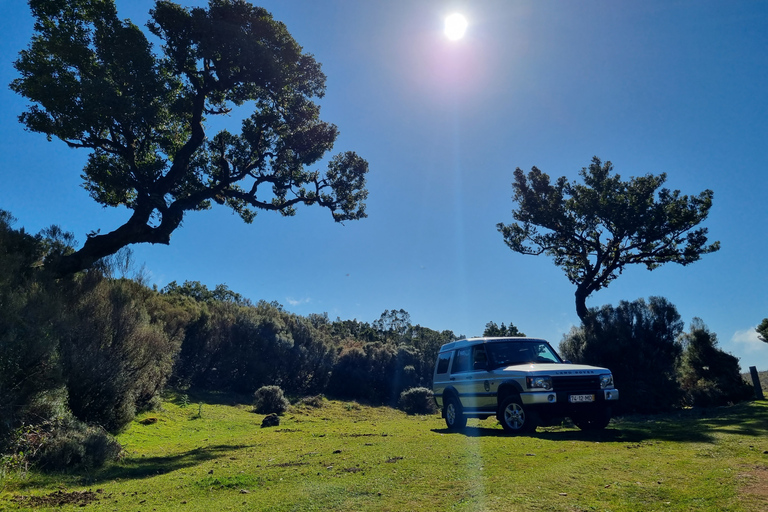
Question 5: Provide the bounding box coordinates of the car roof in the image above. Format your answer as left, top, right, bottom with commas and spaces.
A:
438, 337, 550, 353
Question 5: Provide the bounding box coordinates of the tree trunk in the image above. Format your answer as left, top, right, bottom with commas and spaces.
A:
575, 287, 590, 325
49, 206, 183, 277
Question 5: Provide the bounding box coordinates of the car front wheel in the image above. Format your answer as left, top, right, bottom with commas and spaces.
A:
498, 395, 537, 434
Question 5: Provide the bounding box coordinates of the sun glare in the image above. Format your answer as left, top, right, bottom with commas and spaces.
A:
444, 13, 468, 41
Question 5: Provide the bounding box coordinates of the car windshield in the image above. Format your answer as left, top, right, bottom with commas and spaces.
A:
485, 340, 562, 368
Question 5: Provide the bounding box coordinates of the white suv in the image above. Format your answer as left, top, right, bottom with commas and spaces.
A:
432, 337, 619, 433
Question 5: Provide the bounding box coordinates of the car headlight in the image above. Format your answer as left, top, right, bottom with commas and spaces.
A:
526, 376, 552, 390
600, 374, 614, 389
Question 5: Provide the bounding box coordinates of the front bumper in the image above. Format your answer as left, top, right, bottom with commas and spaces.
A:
520, 388, 619, 406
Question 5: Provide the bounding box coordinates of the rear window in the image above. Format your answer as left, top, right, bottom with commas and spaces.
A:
435, 352, 451, 374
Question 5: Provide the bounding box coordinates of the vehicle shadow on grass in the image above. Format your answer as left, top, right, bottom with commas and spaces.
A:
430, 401, 768, 444
431, 426, 649, 443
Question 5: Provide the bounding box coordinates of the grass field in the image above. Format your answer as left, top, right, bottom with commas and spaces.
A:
1, 394, 767, 511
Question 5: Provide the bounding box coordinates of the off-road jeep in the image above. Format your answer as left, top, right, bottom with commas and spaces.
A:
432, 337, 619, 433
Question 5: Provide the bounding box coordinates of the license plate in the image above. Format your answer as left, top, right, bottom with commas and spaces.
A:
569, 394, 595, 403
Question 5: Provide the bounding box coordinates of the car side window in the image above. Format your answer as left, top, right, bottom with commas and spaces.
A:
473, 346, 488, 370
435, 352, 451, 374
451, 347, 472, 374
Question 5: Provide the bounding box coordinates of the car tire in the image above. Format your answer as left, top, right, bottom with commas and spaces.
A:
572, 407, 611, 431
498, 395, 536, 434
444, 395, 467, 431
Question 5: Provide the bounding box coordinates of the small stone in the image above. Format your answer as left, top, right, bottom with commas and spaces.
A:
559, 493, 567, 496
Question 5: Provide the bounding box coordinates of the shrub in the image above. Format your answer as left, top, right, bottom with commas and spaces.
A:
678, 319, 753, 407
61, 277, 180, 433
4, 417, 121, 473
560, 297, 684, 414
398, 387, 437, 415
38, 422, 121, 472
253, 386, 289, 415
297, 395, 325, 408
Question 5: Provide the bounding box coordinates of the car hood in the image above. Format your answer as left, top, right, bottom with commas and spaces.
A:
497, 363, 610, 374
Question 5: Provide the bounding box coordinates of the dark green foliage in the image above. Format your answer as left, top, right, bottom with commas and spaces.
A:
757, 318, 768, 344
483, 321, 525, 337
12, 0, 368, 276
498, 157, 720, 321
162, 281, 252, 306
398, 387, 437, 415
253, 385, 289, 415
1, 209, 181, 457
0, 211, 68, 443
678, 319, 753, 407
167, 292, 335, 396
373, 309, 412, 342
328, 345, 387, 402
39, 421, 122, 472
327, 342, 422, 404
297, 395, 325, 408
560, 297, 684, 414
61, 277, 181, 432
5, 417, 121, 473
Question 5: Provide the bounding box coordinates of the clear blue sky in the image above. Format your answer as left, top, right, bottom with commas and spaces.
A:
1, 1, 767, 371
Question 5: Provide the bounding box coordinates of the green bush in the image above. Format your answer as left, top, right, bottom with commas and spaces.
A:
4, 417, 121, 473
38, 421, 121, 472
678, 319, 753, 407
398, 387, 437, 415
560, 297, 684, 414
61, 277, 181, 432
297, 395, 325, 408
253, 386, 289, 415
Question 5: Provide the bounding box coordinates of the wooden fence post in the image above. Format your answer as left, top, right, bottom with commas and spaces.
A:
749, 366, 765, 400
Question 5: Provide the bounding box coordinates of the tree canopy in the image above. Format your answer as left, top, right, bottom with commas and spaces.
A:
757, 318, 768, 344
483, 321, 525, 338
12, 0, 368, 276
497, 157, 719, 322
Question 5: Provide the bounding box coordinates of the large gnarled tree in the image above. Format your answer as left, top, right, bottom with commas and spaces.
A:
12, 0, 368, 276
497, 157, 719, 322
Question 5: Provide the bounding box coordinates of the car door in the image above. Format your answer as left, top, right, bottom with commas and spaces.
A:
450, 345, 494, 411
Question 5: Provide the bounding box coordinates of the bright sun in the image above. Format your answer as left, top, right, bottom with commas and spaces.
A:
444, 13, 468, 41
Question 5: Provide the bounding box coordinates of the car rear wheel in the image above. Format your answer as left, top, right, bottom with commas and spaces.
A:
444, 395, 467, 431
498, 395, 537, 434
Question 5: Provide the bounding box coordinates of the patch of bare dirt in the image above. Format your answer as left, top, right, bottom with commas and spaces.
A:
738, 465, 768, 508
12, 489, 109, 508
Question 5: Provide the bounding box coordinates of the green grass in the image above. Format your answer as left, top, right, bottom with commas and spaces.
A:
2, 395, 767, 511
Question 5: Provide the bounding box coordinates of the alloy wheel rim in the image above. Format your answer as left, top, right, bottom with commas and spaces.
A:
446, 403, 456, 424
504, 403, 525, 429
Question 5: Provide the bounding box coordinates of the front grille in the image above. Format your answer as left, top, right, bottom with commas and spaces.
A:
552, 376, 601, 392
